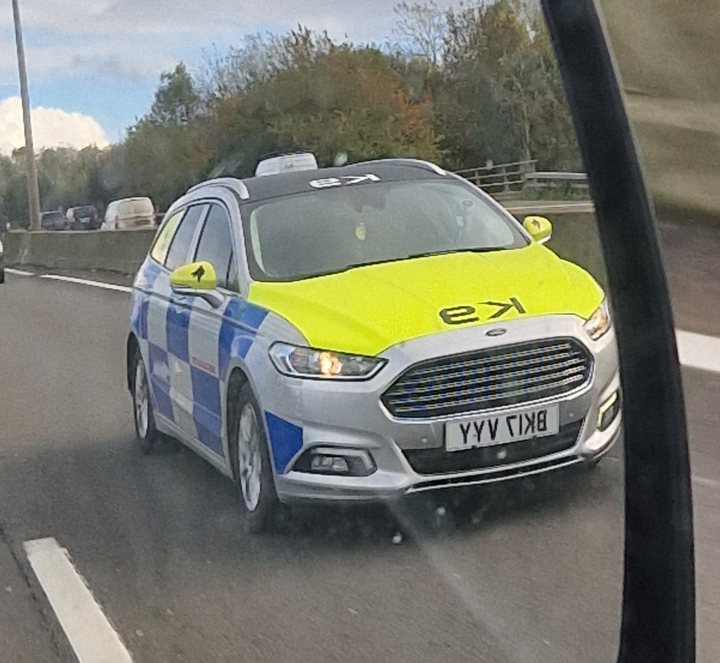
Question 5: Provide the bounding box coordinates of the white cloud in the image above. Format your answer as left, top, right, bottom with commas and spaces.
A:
0, 1, 461, 81
0, 1, 460, 132
0, 97, 109, 155
4, 0, 433, 39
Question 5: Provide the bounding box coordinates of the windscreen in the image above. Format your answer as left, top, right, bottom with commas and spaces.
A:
246, 179, 528, 280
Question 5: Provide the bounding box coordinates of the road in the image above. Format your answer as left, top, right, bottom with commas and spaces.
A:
0, 217, 718, 662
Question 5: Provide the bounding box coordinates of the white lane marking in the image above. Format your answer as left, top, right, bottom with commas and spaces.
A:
676, 330, 720, 374
5, 267, 34, 276
39, 274, 132, 293
693, 475, 720, 488
16, 273, 720, 375
23, 538, 133, 663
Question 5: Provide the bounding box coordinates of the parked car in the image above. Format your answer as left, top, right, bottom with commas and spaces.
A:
66, 205, 100, 230
102, 197, 156, 230
41, 211, 67, 231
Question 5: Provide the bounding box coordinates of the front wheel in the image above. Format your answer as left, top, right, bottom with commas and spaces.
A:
230, 383, 283, 533
131, 347, 160, 454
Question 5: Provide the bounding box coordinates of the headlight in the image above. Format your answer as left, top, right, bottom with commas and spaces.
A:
269, 342, 386, 380
584, 300, 612, 340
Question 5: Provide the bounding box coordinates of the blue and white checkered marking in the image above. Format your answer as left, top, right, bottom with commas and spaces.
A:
131, 259, 272, 460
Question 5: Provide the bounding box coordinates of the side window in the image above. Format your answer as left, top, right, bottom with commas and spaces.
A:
194, 204, 236, 290
150, 210, 183, 264
164, 205, 206, 271
227, 254, 239, 292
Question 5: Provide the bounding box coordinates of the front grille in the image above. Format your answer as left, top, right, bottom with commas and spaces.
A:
403, 420, 583, 475
381, 338, 593, 419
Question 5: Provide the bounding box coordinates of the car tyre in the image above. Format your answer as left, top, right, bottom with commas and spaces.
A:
131, 346, 160, 454
229, 382, 284, 533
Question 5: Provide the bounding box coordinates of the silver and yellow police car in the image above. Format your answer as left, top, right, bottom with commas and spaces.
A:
127, 154, 621, 531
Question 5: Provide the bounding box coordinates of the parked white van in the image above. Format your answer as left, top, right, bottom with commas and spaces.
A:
102, 197, 156, 230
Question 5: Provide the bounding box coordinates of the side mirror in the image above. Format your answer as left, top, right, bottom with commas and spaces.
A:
523, 215, 553, 244
169, 261, 225, 308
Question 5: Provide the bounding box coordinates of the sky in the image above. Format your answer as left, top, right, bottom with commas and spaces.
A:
0, 0, 456, 154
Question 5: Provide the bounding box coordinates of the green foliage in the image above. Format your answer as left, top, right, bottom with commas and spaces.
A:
201, 30, 442, 177
0, 2, 581, 222
147, 63, 200, 127
119, 120, 207, 210
436, 0, 580, 170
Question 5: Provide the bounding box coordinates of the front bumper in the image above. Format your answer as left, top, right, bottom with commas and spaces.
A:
258, 316, 621, 504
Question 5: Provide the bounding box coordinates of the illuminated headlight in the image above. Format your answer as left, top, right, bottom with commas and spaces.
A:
584, 300, 612, 341
269, 342, 386, 380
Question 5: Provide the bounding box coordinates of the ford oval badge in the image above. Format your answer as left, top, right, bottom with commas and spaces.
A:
486, 328, 507, 338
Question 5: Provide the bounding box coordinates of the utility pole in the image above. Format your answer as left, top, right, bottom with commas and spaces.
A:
12, 0, 41, 231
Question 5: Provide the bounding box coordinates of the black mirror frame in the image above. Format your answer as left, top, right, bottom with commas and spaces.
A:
540, 1, 695, 661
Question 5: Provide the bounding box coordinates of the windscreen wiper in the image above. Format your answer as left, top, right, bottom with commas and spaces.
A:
405, 247, 509, 259
336, 247, 510, 276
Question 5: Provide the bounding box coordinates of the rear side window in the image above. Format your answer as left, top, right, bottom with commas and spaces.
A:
151, 210, 183, 264
163, 205, 206, 271
194, 204, 236, 290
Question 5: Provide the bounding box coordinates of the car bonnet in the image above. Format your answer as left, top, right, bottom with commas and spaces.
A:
246, 243, 605, 357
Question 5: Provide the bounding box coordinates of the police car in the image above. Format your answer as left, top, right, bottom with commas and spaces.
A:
127, 154, 621, 531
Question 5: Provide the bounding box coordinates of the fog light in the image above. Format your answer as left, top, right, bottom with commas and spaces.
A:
597, 391, 621, 432
294, 447, 376, 476
311, 455, 350, 474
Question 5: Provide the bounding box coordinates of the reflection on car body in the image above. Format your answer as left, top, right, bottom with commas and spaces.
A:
127, 156, 622, 531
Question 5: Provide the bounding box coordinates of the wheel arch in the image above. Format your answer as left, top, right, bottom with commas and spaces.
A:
225, 366, 251, 481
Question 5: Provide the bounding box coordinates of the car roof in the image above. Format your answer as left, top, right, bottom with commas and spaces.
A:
110, 197, 152, 205
189, 159, 449, 204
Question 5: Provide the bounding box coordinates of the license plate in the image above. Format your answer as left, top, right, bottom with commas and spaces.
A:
445, 405, 560, 452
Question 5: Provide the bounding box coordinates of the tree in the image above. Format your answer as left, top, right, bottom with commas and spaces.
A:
201, 30, 442, 177
0, 153, 27, 221
393, 1, 446, 66
117, 64, 209, 210
148, 63, 200, 127
0, 5, 581, 218
265, 46, 441, 165
120, 120, 207, 210
434, 0, 579, 170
